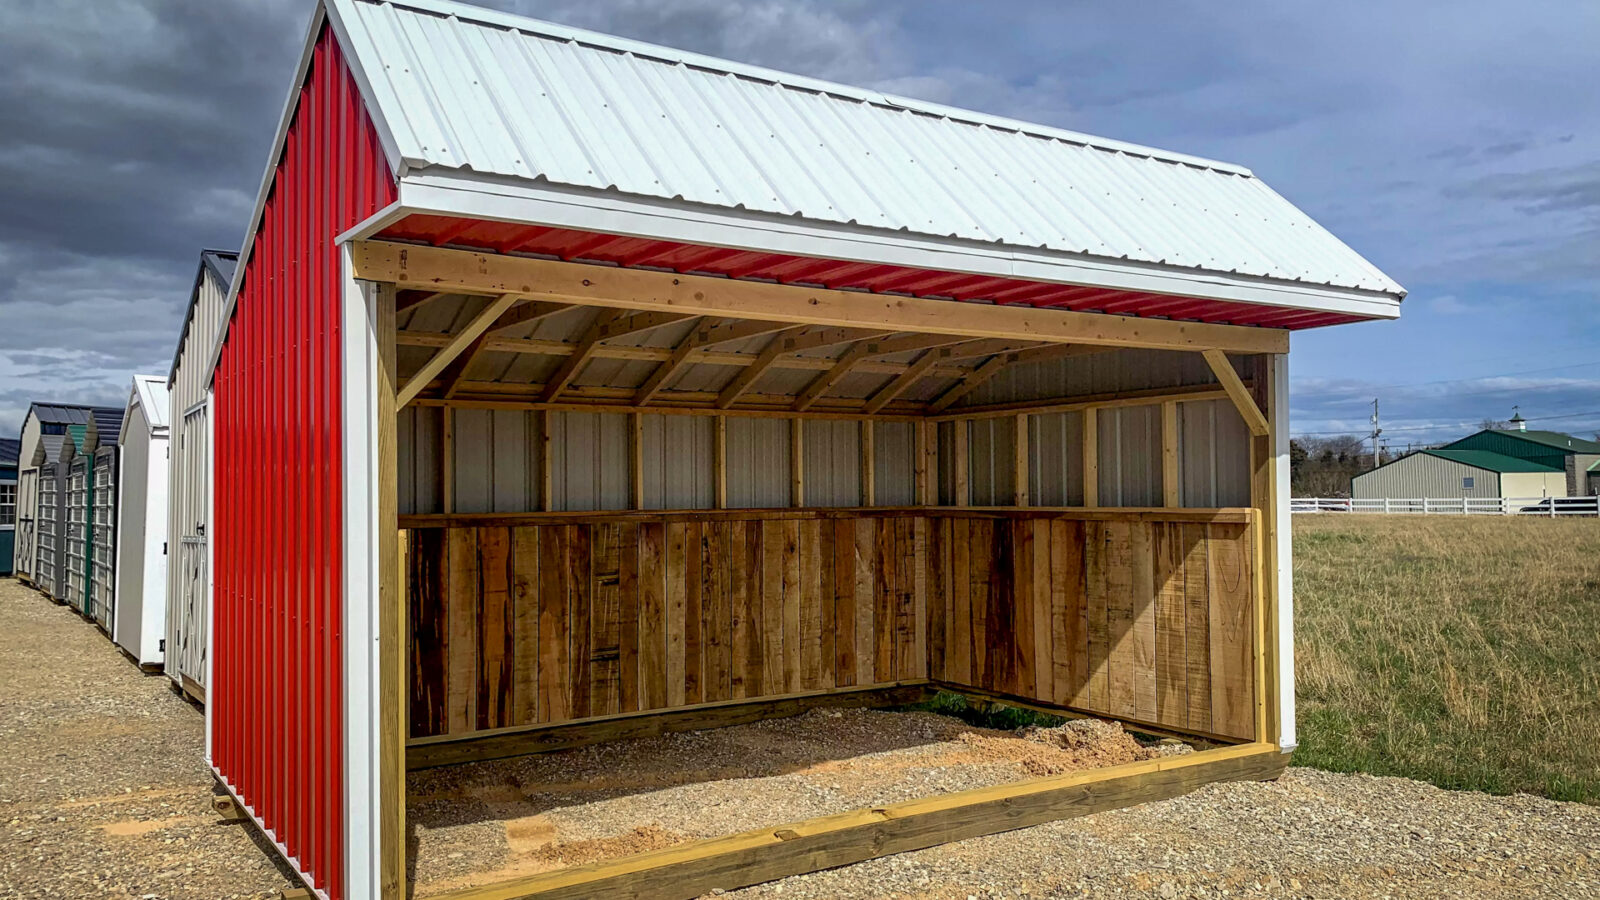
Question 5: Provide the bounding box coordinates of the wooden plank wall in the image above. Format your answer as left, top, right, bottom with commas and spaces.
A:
927, 515, 1256, 741
406, 514, 928, 739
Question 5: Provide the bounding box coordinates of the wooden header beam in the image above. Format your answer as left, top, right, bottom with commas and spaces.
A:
353, 241, 1290, 355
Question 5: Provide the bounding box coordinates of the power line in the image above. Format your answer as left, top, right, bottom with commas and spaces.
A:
1292, 409, 1600, 437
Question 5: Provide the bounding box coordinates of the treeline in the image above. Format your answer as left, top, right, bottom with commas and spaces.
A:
1290, 435, 1397, 497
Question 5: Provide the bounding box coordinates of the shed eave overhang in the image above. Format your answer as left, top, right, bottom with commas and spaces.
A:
365, 169, 1402, 324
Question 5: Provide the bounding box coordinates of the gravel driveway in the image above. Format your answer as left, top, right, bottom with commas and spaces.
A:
1, 578, 1595, 900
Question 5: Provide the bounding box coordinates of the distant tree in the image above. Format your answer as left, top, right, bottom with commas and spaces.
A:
1480, 418, 1508, 431
1290, 434, 1371, 497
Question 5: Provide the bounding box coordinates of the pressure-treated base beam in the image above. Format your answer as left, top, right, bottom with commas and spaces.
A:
429, 742, 1284, 900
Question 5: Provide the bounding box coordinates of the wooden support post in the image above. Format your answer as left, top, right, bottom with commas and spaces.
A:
914, 419, 932, 506
791, 418, 805, 507
441, 406, 455, 514
715, 415, 728, 509
631, 412, 645, 510
375, 284, 405, 900
1013, 413, 1029, 507
953, 420, 969, 508
1162, 400, 1180, 508
860, 421, 876, 506
1083, 407, 1099, 507
541, 410, 555, 512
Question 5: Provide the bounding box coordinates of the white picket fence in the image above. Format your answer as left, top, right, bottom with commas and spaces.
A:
1292, 496, 1600, 517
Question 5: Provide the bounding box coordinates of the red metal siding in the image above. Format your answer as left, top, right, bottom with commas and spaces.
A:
215, 27, 396, 900
376, 215, 1365, 330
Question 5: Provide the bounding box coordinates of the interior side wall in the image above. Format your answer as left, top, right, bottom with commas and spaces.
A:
211, 27, 396, 900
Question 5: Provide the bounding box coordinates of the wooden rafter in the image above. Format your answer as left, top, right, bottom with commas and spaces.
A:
793, 333, 973, 412
396, 290, 450, 314
633, 319, 795, 405
439, 303, 572, 399
716, 326, 890, 409
860, 338, 1035, 414
541, 309, 625, 402
396, 292, 522, 408
353, 241, 1292, 355
594, 311, 698, 342
927, 343, 1117, 412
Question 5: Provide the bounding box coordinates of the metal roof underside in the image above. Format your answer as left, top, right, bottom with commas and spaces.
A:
330, 0, 1404, 301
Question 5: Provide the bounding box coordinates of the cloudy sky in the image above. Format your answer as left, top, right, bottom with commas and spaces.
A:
2, 0, 1596, 448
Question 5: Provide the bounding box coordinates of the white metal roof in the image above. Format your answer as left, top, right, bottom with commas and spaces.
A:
327, 0, 1404, 300
125, 375, 171, 441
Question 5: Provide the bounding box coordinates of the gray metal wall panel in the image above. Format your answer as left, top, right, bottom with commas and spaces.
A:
962, 348, 1229, 409
396, 405, 444, 515
1030, 411, 1085, 506
1178, 399, 1251, 507
726, 417, 791, 508
967, 418, 1015, 506
1097, 405, 1161, 507
641, 414, 715, 510
873, 421, 916, 506
802, 419, 859, 507
551, 411, 630, 512
1352, 453, 1500, 500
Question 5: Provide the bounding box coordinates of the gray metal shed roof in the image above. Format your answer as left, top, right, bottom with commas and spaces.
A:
169, 249, 239, 384
329, 0, 1404, 299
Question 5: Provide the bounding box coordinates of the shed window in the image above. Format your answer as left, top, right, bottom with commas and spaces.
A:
40, 423, 65, 435
1462, 476, 1474, 489
0, 483, 13, 526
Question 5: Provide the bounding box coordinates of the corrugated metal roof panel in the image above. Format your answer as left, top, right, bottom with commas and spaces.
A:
1422, 449, 1563, 474
332, 0, 1403, 298
130, 375, 171, 431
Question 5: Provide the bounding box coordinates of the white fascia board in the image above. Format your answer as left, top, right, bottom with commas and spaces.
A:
393, 172, 1403, 322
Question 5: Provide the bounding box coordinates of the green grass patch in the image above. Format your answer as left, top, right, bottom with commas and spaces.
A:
1293, 515, 1600, 803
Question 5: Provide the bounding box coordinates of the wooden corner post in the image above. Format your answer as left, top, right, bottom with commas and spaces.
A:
376, 283, 407, 899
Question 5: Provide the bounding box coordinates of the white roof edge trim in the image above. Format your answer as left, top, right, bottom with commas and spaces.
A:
208, 0, 406, 384
385, 172, 1403, 320
339, 0, 1248, 176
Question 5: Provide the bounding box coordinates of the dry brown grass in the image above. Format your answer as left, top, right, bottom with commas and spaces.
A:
1293, 514, 1600, 801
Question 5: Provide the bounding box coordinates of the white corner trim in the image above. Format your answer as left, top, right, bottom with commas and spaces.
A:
340, 244, 383, 900
1272, 351, 1297, 753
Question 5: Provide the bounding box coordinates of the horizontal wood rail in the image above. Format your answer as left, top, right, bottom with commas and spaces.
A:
354, 241, 1290, 355
407, 683, 932, 770
399, 506, 1254, 529
431, 741, 1286, 900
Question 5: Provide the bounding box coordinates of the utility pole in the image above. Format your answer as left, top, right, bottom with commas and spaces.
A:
1369, 398, 1382, 468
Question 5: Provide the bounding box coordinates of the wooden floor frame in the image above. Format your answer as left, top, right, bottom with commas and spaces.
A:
349, 242, 1291, 900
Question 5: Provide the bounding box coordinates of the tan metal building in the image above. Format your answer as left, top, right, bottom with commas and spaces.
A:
1352, 448, 1567, 500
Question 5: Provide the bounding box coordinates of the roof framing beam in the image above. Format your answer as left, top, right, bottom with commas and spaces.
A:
633, 318, 795, 405
541, 309, 625, 402
353, 241, 1290, 355
717, 326, 892, 409
439, 302, 573, 399
397, 291, 522, 408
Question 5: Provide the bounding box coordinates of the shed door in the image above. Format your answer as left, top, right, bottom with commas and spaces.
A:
90, 450, 117, 629
171, 402, 210, 689
15, 468, 37, 578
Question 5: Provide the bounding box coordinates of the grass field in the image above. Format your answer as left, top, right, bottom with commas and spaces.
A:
1293, 513, 1600, 803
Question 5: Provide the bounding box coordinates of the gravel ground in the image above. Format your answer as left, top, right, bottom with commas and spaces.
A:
408, 708, 1181, 894
0, 580, 295, 899
2, 577, 1598, 900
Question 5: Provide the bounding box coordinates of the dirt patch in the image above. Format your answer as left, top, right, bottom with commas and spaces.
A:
408, 707, 1172, 896
97, 816, 195, 838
